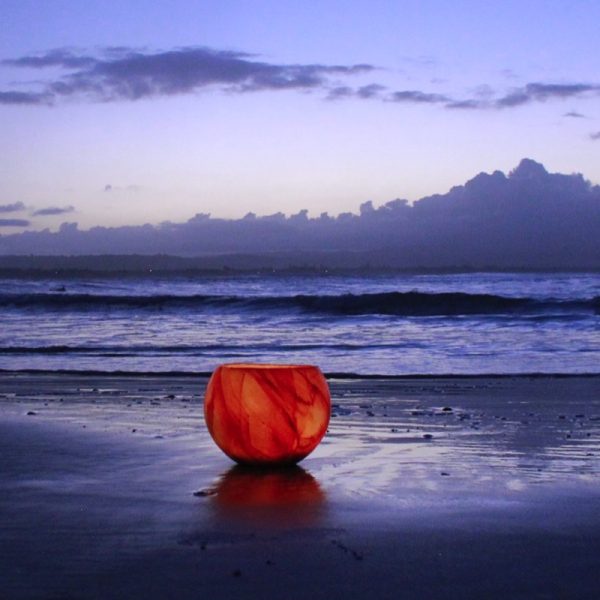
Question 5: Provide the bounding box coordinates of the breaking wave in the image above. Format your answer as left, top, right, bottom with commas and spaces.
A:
1, 290, 598, 316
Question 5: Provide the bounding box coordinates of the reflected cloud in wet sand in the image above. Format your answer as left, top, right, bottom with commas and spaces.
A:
211, 465, 327, 527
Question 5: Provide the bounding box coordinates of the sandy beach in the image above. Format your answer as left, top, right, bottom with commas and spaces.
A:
1, 372, 600, 599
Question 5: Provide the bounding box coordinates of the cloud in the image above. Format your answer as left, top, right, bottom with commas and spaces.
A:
327, 83, 387, 101
2, 46, 599, 115
0, 218, 30, 227
445, 99, 485, 110
297, 78, 600, 111
496, 83, 600, 108
357, 84, 386, 99
446, 83, 600, 110
4, 48, 96, 69
326, 86, 354, 100
1, 46, 374, 104
590, 131, 600, 140
32, 205, 75, 216
389, 90, 449, 104
329, 85, 479, 109
0, 201, 26, 213
527, 83, 597, 98
1, 159, 598, 271
564, 111, 585, 118
496, 90, 530, 108
0, 91, 52, 105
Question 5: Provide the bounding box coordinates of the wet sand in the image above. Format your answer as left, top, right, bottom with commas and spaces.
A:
1, 372, 600, 599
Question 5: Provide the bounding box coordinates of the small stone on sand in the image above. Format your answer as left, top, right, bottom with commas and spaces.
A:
193, 488, 217, 497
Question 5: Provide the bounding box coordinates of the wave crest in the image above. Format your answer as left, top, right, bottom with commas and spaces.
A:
1, 290, 598, 316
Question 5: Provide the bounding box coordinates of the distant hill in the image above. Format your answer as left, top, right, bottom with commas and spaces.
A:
1, 159, 599, 271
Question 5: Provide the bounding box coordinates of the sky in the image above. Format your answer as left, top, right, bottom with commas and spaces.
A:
1, 0, 599, 233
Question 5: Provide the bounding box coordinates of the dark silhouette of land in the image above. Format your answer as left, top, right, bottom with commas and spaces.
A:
1, 159, 598, 272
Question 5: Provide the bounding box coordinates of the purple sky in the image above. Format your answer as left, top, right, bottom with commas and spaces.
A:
1, 0, 599, 233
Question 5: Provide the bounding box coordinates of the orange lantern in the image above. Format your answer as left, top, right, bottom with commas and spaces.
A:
204, 363, 331, 465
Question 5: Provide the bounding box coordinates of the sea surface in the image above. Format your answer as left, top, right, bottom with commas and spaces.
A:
0, 272, 598, 375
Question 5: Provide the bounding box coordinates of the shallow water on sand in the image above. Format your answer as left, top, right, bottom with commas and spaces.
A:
2, 374, 600, 599
2, 373, 599, 514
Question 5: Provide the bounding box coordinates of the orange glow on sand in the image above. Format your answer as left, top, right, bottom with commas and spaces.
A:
204, 363, 331, 465
215, 465, 325, 508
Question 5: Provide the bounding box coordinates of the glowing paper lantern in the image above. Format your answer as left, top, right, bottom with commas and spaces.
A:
204, 363, 331, 465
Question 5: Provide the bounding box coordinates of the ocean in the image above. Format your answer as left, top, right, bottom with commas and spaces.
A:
0, 272, 598, 375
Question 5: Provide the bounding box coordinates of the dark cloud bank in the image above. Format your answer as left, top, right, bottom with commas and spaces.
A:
0, 46, 373, 104
2, 46, 599, 111
0, 219, 30, 228
1, 159, 599, 272
0, 201, 26, 213
31, 205, 75, 216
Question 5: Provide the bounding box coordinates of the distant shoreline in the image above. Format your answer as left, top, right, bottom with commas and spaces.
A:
0, 253, 599, 278
2, 368, 599, 379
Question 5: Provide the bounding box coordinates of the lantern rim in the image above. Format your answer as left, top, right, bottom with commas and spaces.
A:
217, 363, 319, 371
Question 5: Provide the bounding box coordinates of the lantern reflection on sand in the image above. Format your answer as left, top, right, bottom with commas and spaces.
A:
204, 363, 331, 465
212, 465, 326, 526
